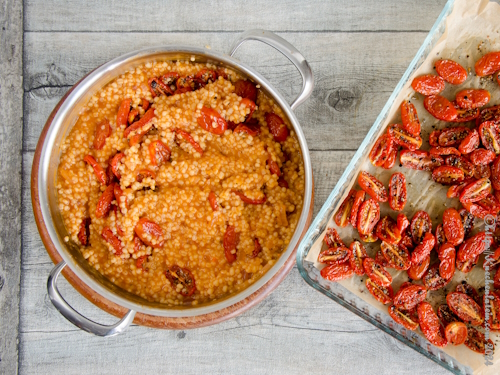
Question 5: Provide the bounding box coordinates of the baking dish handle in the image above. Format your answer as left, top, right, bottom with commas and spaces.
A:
47, 261, 136, 337
229, 29, 314, 111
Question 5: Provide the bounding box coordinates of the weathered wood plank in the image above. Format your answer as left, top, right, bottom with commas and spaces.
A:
0, 0, 23, 373
24, 0, 447, 32
20, 151, 448, 375
23, 31, 427, 151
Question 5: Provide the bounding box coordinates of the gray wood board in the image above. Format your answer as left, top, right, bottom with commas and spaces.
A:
0, 0, 23, 373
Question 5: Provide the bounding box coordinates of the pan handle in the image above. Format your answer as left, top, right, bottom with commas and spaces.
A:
229, 29, 314, 111
47, 261, 136, 337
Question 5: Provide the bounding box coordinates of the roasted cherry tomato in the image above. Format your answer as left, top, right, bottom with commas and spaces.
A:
77, 218, 91, 246
407, 255, 430, 280
136, 169, 156, 183
465, 326, 495, 354
470, 148, 495, 166
383, 147, 398, 169
113, 184, 127, 213
197, 107, 227, 135
394, 284, 427, 310
357, 199, 380, 235
376, 216, 402, 245
410, 211, 432, 245
148, 140, 171, 166
417, 302, 448, 347
445, 322, 467, 346
223, 225, 239, 263
424, 95, 458, 121
174, 128, 204, 154
234, 80, 258, 102
411, 74, 445, 95
400, 101, 421, 136
110, 152, 125, 179
388, 124, 422, 151
83, 155, 108, 185
456, 255, 479, 273
175, 75, 195, 93
445, 155, 475, 178
484, 292, 500, 330
432, 166, 464, 185
116, 98, 132, 128
358, 171, 388, 202
459, 177, 491, 204
429, 146, 461, 156
348, 240, 368, 275
267, 152, 281, 176
479, 121, 500, 154
491, 156, 500, 190
447, 292, 484, 326
149, 77, 174, 96
456, 89, 491, 109
478, 193, 500, 215
334, 189, 356, 227
375, 249, 389, 267
437, 243, 456, 280
452, 103, 480, 123
475, 51, 500, 77
396, 213, 410, 234
165, 265, 196, 297
124, 108, 155, 138
411, 232, 435, 266
423, 263, 450, 291
277, 177, 288, 188
459, 209, 475, 238
265, 113, 288, 142
235, 123, 260, 137
442, 208, 464, 246
194, 69, 218, 88
380, 242, 410, 270
318, 246, 349, 265
477, 105, 500, 126
360, 231, 378, 243
101, 227, 122, 255
363, 258, 392, 287
457, 231, 490, 262
435, 59, 467, 84
365, 278, 394, 305
232, 190, 267, 205
429, 130, 442, 147
438, 127, 470, 147
400, 150, 443, 171
434, 224, 446, 250
134, 218, 164, 248
388, 304, 419, 330
324, 227, 345, 248
388, 173, 406, 211
437, 304, 459, 327
208, 191, 218, 211
369, 134, 394, 167
350, 190, 366, 227
95, 183, 115, 218
93, 119, 112, 150
474, 163, 491, 180
456, 282, 481, 305
320, 262, 354, 281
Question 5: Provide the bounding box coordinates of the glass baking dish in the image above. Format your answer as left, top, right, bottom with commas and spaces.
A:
296, 0, 499, 374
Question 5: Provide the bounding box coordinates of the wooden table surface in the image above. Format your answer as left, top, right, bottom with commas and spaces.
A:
1, 1, 455, 373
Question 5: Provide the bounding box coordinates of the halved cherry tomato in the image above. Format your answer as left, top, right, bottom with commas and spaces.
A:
432, 166, 464, 185
438, 127, 470, 147
400, 150, 443, 171
96, 183, 115, 218
447, 292, 484, 326
194, 69, 218, 88
447, 182, 466, 199
350, 190, 366, 227
438, 304, 459, 327
360, 231, 378, 243
396, 213, 410, 234
166, 265, 196, 297
175, 75, 195, 93
475, 51, 500, 76
380, 242, 410, 270
423, 263, 450, 290
149, 77, 174, 97
477, 105, 500, 126
429, 146, 461, 156
456, 282, 481, 305
434, 224, 446, 250
148, 140, 171, 166
400, 101, 421, 136
208, 191, 218, 211
484, 292, 500, 330
388, 173, 406, 211
445, 155, 475, 178
456, 255, 479, 273
136, 169, 156, 183
93, 119, 112, 150
376, 216, 402, 244
369, 134, 394, 167
452, 102, 480, 123
389, 304, 419, 330
437, 243, 456, 280
128, 109, 139, 124
383, 147, 397, 169
333, 189, 355, 227
410, 211, 432, 245
101, 227, 122, 255
324, 227, 344, 248
277, 177, 288, 188
197, 107, 227, 135
234, 80, 258, 102
232, 190, 267, 205
358, 171, 387, 202
223, 225, 239, 263
110, 152, 125, 179
365, 278, 394, 305
141, 98, 151, 111
465, 326, 495, 354
473, 163, 491, 180
265, 113, 288, 142
480, 192, 500, 215
459, 177, 491, 204
320, 262, 354, 281
77, 218, 91, 246
424, 95, 458, 121
318, 246, 349, 264
134, 218, 164, 248
479, 121, 500, 154
411, 75, 445, 95
234, 123, 260, 137
407, 255, 430, 280
394, 284, 427, 310
470, 148, 495, 166
457, 231, 491, 262
357, 199, 380, 235
417, 302, 448, 347
429, 130, 442, 147
267, 152, 281, 177
174, 128, 204, 154
411, 232, 435, 266
135, 255, 147, 270
83, 155, 108, 185
375, 249, 389, 267
363, 258, 392, 287
462, 200, 490, 219
116, 98, 132, 128
435, 59, 467, 84
445, 322, 467, 346
113, 184, 127, 213
240, 98, 256, 121
456, 89, 491, 109
459, 208, 474, 238
348, 240, 367, 275
442, 208, 464, 246
124, 108, 155, 138
491, 156, 500, 190
250, 238, 262, 258
388, 124, 422, 150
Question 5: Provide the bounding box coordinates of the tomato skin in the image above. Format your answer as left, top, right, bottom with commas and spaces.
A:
376, 216, 402, 244
442, 208, 464, 246
318, 246, 349, 265
356, 199, 380, 235
423, 263, 451, 291
456, 282, 481, 305
123, 108, 155, 138
375, 250, 389, 267
363, 258, 392, 287
411, 75, 445, 95
465, 326, 495, 354
380, 241, 410, 270
459, 209, 475, 239
452, 103, 480, 123
320, 262, 354, 281
417, 302, 448, 348
411, 232, 435, 266
382, 147, 397, 169
457, 231, 490, 262
429, 146, 460, 156
437, 243, 456, 280
110, 152, 125, 179
197, 107, 227, 135
323, 227, 345, 248
438, 304, 460, 327
358, 171, 388, 202
429, 130, 442, 147
369, 134, 394, 167
208, 191, 218, 211
148, 140, 171, 166
438, 127, 470, 147
459, 177, 491, 204
136, 169, 156, 183
234, 80, 257, 102
95, 183, 115, 218
348, 240, 368, 275
396, 213, 410, 233
400, 101, 421, 136
410, 211, 432, 245
388, 173, 407, 211
456, 255, 479, 273
388, 124, 422, 150
83, 155, 108, 185
77, 218, 91, 246
424, 95, 458, 121
134, 218, 164, 248
479, 121, 500, 154
334, 189, 356, 227
445, 322, 468, 345
491, 156, 500, 190
470, 148, 495, 166
194, 69, 218, 88
447, 292, 484, 326
174, 128, 204, 154
388, 304, 419, 330
93, 119, 112, 150
265, 113, 288, 142
350, 190, 366, 227
116, 98, 132, 128
234, 123, 260, 137
435, 59, 467, 84
432, 166, 464, 185
456, 89, 491, 109
251, 238, 262, 258
101, 227, 123, 255
477, 105, 500, 126
267, 152, 281, 176
475, 51, 500, 77
365, 278, 394, 305
232, 190, 267, 205
400, 150, 443, 171
165, 265, 196, 297
434, 224, 446, 251
223, 225, 239, 263
407, 255, 430, 280
393, 284, 427, 310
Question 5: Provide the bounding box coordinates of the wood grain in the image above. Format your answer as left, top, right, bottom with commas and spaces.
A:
0, 0, 23, 373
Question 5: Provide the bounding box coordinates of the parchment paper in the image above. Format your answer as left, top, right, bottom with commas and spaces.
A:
306, 0, 500, 373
